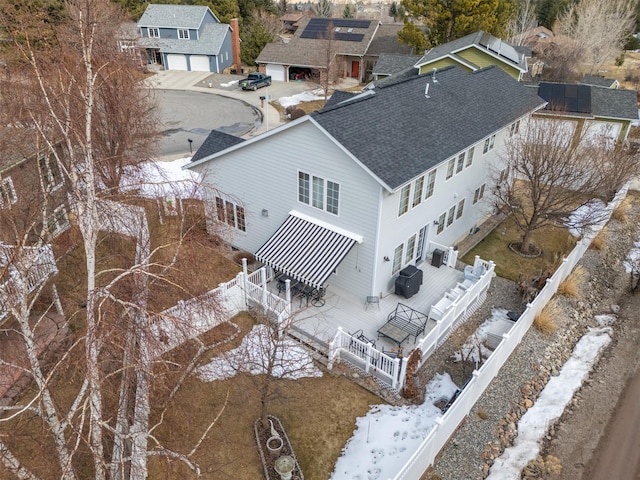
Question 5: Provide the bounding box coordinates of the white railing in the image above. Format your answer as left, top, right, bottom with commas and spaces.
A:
243, 266, 291, 325
392, 185, 629, 480
328, 327, 408, 390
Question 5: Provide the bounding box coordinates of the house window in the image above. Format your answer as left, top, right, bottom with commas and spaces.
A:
312, 176, 324, 209
327, 181, 339, 215
214, 196, 246, 232
148, 28, 159, 38
398, 184, 410, 216
215, 197, 225, 222
456, 153, 465, 174
38, 154, 63, 191
456, 198, 465, 219
225, 201, 235, 227
0, 177, 17, 208
405, 234, 416, 264
465, 147, 474, 167
424, 169, 436, 199
178, 29, 189, 39
510, 120, 520, 136
436, 212, 446, 234
412, 176, 424, 208
392, 243, 403, 274
473, 184, 486, 204
298, 171, 339, 215
48, 205, 70, 236
447, 205, 456, 227
498, 167, 510, 184
445, 158, 455, 180
483, 135, 496, 154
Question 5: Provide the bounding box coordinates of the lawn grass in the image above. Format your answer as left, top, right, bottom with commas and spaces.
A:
461, 215, 577, 282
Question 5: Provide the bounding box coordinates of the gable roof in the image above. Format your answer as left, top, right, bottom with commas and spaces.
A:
191, 130, 245, 163
415, 31, 528, 73
581, 75, 619, 89
373, 53, 421, 77
536, 82, 638, 120
311, 65, 546, 190
365, 24, 414, 56
138, 4, 219, 29
256, 17, 379, 66
139, 23, 231, 55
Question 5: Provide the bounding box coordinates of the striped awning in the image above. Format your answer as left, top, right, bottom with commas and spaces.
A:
255, 212, 362, 289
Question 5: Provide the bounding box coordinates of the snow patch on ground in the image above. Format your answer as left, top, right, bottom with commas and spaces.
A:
220, 80, 238, 87
277, 90, 326, 109
120, 157, 201, 199
197, 324, 322, 381
486, 327, 612, 480
452, 308, 512, 363
624, 241, 640, 272
330, 373, 458, 480
566, 200, 609, 237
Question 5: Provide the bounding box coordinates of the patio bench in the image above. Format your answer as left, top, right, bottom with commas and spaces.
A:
377, 303, 428, 346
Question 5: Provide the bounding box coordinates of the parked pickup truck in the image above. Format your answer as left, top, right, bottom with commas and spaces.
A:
239, 72, 271, 91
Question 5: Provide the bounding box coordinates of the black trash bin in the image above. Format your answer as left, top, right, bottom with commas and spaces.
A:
431, 248, 445, 268
395, 265, 423, 299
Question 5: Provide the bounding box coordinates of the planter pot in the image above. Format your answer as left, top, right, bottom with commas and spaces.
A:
266, 435, 283, 456
274, 455, 295, 480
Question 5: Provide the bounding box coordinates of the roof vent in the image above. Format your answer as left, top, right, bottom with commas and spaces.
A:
424, 82, 430, 98
432, 68, 438, 83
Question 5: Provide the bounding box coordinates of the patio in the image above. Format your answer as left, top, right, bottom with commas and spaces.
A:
268, 261, 464, 353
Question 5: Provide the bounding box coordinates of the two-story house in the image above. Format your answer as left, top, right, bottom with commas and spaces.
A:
187, 66, 546, 303
137, 4, 237, 73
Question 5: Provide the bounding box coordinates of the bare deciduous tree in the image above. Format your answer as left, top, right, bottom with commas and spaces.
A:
506, 0, 538, 46
314, 22, 340, 103
493, 117, 639, 255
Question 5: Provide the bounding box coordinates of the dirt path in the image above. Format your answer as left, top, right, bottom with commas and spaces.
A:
542, 292, 640, 480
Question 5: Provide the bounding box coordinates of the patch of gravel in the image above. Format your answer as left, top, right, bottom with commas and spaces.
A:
422, 194, 640, 480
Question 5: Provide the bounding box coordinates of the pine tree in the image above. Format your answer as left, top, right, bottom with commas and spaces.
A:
343, 3, 354, 18
315, 0, 333, 17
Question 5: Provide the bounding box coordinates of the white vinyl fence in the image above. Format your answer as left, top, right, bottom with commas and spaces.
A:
392, 185, 629, 480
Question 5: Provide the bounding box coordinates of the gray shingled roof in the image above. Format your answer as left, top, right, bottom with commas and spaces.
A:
312, 65, 546, 190
365, 24, 414, 56
581, 75, 618, 88
191, 130, 245, 163
536, 82, 638, 120
415, 31, 528, 73
373, 53, 421, 76
256, 17, 379, 65
138, 4, 214, 29
139, 23, 230, 55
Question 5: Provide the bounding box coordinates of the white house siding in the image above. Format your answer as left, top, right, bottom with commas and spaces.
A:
583, 120, 621, 148
192, 120, 381, 300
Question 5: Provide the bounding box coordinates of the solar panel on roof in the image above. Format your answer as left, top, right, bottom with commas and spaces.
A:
539, 83, 592, 114
300, 18, 371, 40
478, 32, 520, 64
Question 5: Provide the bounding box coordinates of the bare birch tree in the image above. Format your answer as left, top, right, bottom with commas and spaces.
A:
506, 0, 538, 46
314, 21, 339, 103
494, 117, 639, 255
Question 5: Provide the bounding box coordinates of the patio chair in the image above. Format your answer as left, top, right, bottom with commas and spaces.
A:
364, 295, 380, 311
349, 329, 376, 348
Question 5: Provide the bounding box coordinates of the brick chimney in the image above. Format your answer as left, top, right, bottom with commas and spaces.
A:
230, 18, 242, 73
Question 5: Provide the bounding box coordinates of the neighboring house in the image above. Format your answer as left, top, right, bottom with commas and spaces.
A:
531, 82, 638, 147
137, 4, 238, 73
363, 24, 415, 81
372, 53, 422, 80
187, 66, 546, 301
256, 17, 380, 82
0, 131, 70, 244
280, 12, 307, 34
581, 75, 620, 89
414, 31, 530, 81
520, 26, 554, 49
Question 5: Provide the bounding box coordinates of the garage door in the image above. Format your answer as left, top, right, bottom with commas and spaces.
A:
166, 54, 188, 71
190, 55, 211, 72
584, 121, 621, 149
266, 64, 285, 82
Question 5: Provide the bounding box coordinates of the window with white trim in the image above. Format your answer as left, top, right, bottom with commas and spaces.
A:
446, 205, 456, 227
0, 177, 17, 208
412, 176, 424, 208
298, 171, 339, 215
405, 234, 416, 264
498, 167, 510, 184
398, 184, 410, 216
148, 28, 159, 38
465, 146, 474, 167
39, 154, 63, 191
424, 169, 436, 199
456, 198, 465, 219
445, 158, 455, 180
483, 135, 495, 154
456, 153, 465, 174
473, 184, 486, 204
215, 196, 246, 232
48, 205, 70, 236
178, 28, 189, 39
436, 212, 446, 234
392, 243, 403, 274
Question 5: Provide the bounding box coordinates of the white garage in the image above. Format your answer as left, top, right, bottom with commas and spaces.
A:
166, 54, 188, 71
266, 64, 286, 82
190, 55, 211, 72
